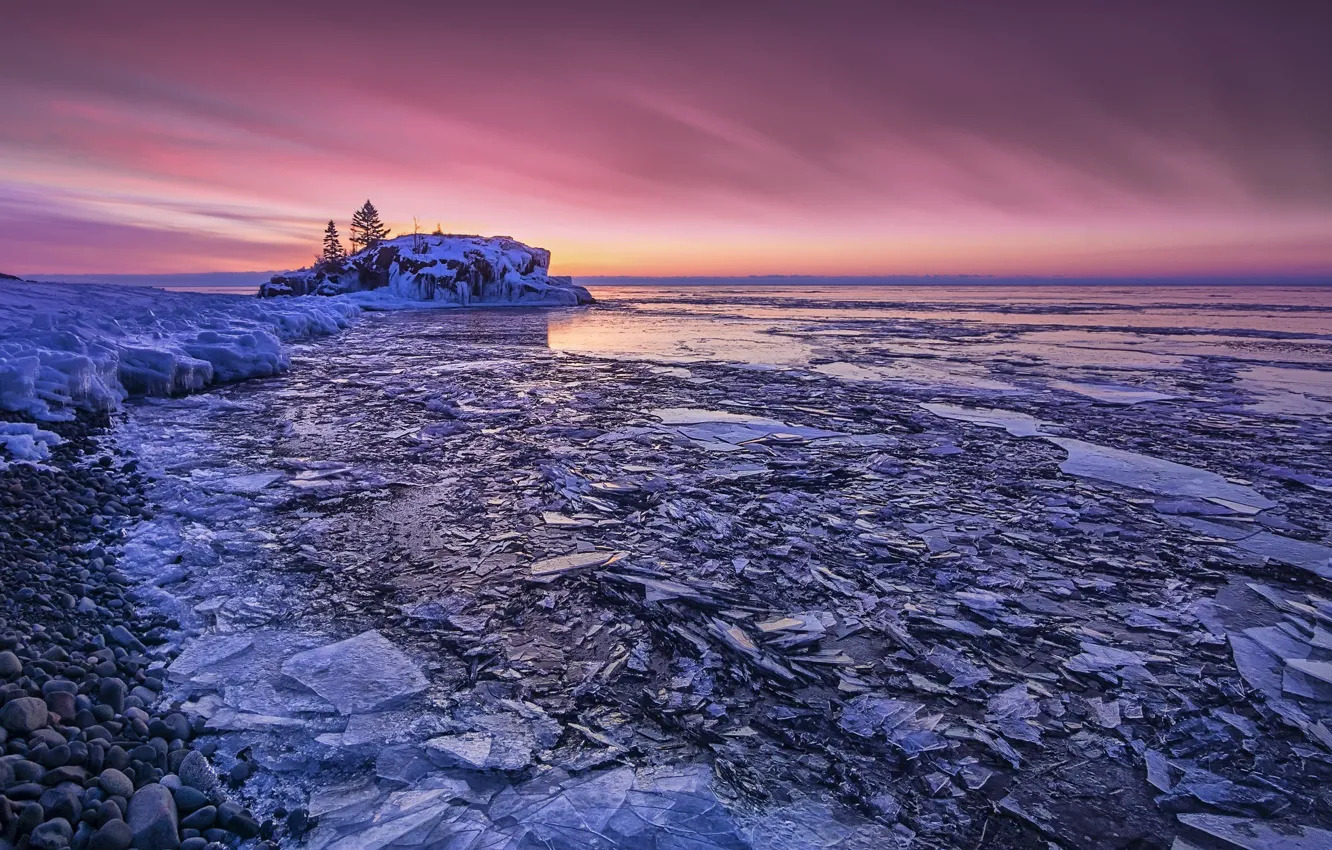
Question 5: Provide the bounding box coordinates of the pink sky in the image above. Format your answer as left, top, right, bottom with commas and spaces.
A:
2, 1, 1330, 277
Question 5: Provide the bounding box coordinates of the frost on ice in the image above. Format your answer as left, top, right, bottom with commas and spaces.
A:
259, 233, 593, 307
0, 280, 356, 420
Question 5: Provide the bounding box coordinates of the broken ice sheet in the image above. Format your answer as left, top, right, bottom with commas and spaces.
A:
919, 402, 1276, 511
280, 630, 428, 715
988, 683, 1040, 719
167, 633, 255, 683
838, 695, 922, 739
1050, 438, 1275, 512
1048, 380, 1176, 404
528, 550, 626, 580
1176, 813, 1332, 850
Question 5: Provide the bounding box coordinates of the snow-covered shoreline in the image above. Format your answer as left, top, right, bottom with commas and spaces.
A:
0, 280, 359, 422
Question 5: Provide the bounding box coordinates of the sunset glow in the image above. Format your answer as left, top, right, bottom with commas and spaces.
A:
3, 2, 1330, 277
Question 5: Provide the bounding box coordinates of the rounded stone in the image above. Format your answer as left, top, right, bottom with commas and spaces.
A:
98, 767, 135, 799
88, 818, 134, 850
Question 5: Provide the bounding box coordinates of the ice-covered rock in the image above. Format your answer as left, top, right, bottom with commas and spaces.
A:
280, 630, 428, 715
259, 234, 592, 307
0, 421, 62, 466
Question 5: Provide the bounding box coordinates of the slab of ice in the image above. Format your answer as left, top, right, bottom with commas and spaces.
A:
649, 407, 843, 449
1238, 365, 1332, 416
816, 361, 1021, 392
1049, 438, 1275, 512
1049, 380, 1175, 404
280, 630, 428, 715
200, 471, 285, 494
424, 732, 533, 771
920, 403, 1275, 511
167, 634, 256, 683
1233, 532, 1332, 581
918, 403, 1048, 438
1177, 813, 1332, 850
651, 408, 790, 427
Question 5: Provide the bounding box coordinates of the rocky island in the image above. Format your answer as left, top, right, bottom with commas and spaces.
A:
259, 234, 592, 308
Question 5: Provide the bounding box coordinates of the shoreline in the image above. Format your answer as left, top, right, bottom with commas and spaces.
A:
0, 410, 289, 849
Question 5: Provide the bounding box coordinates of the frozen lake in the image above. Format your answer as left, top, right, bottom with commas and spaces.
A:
117, 285, 1332, 849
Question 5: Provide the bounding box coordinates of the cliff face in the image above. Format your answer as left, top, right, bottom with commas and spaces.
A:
260, 235, 592, 306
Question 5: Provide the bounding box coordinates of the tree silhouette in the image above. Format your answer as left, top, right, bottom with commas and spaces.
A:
320, 220, 346, 266
349, 200, 391, 252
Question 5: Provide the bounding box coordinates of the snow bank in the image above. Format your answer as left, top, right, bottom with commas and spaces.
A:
260, 234, 592, 307
0, 281, 358, 420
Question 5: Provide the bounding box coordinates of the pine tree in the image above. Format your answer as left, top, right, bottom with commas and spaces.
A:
349, 200, 391, 253
320, 220, 345, 266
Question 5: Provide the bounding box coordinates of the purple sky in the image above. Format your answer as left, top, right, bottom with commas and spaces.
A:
2, 1, 1330, 276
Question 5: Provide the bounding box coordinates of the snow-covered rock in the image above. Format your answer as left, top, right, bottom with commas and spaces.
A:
0, 281, 357, 420
0, 421, 63, 467
260, 234, 592, 307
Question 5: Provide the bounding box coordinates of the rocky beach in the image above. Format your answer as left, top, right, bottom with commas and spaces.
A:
0, 412, 277, 850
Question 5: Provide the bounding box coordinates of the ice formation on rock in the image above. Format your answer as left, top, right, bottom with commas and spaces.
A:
260, 234, 593, 307
0, 281, 356, 420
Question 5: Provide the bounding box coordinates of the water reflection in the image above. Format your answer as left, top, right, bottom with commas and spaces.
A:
540, 284, 1332, 413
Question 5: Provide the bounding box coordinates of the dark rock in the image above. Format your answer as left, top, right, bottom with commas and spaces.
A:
178, 806, 214, 831
0, 652, 20, 678
225, 762, 250, 787
127, 784, 178, 849
29, 817, 74, 850
0, 697, 48, 733
38, 784, 82, 822
88, 819, 133, 850
170, 787, 206, 814
96, 681, 125, 715
174, 753, 216, 798
98, 769, 133, 800
226, 811, 259, 840
44, 692, 77, 723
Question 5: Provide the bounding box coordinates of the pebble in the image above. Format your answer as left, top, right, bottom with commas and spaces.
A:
99, 767, 136, 798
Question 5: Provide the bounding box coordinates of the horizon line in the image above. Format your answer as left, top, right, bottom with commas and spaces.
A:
14, 270, 1332, 287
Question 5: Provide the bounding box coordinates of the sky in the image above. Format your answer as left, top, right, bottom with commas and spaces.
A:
2, 1, 1330, 278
